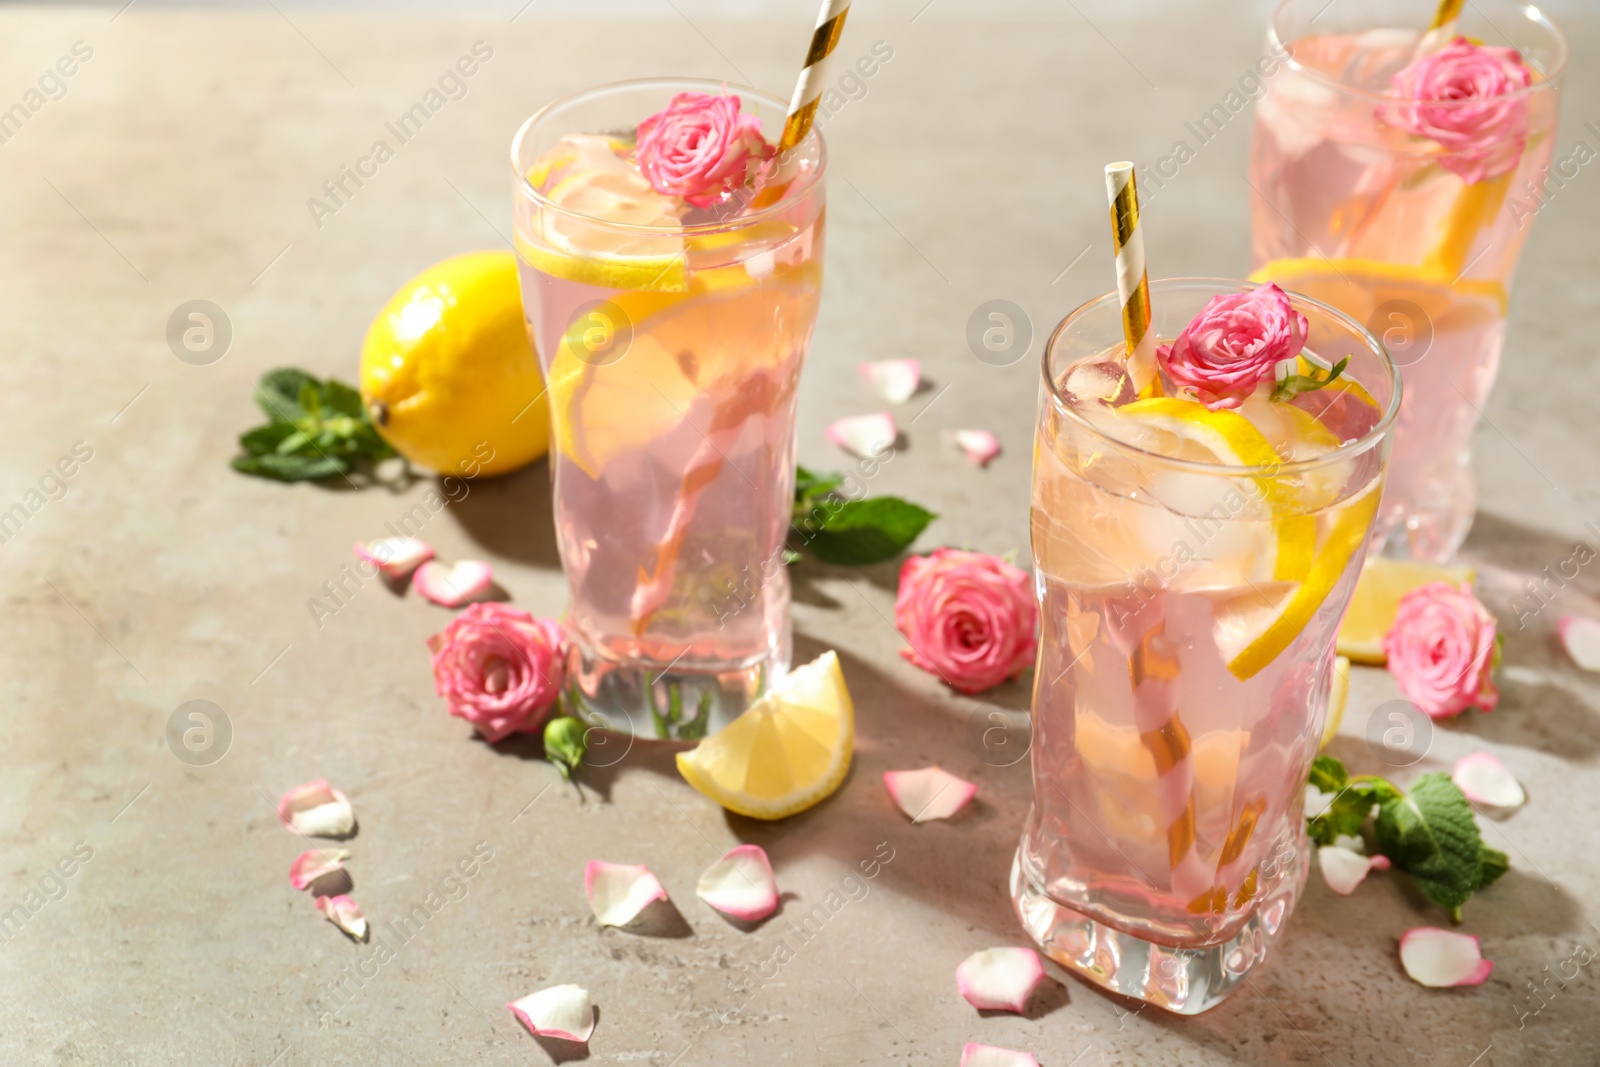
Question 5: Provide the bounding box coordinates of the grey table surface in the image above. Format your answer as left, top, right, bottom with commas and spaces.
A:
2, 1, 1598, 1064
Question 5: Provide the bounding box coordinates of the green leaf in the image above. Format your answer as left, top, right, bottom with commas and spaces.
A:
1480, 847, 1510, 888
238, 422, 298, 456
254, 368, 318, 422
1272, 356, 1350, 403
322, 378, 365, 419
1308, 755, 1348, 793
1374, 773, 1488, 920
794, 465, 843, 504
234, 367, 396, 482
800, 496, 936, 566
231, 452, 349, 482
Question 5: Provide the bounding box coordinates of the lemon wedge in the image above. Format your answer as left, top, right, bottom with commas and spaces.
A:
1249, 257, 1507, 329
675, 651, 854, 821
1321, 655, 1350, 750
1336, 557, 1477, 664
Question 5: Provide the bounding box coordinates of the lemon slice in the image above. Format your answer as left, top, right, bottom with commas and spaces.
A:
1249, 257, 1507, 331
520, 134, 689, 292
675, 651, 853, 821
1321, 655, 1350, 750
1336, 557, 1477, 664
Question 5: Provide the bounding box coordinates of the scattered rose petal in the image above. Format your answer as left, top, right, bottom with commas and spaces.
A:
960, 1043, 1041, 1067
585, 861, 669, 927
696, 845, 779, 922
277, 780, 356, 839
859, 359, 921, 405
508, 984, 596, 1044
825, 412, 897, 458
956, 947, 1046, 1013
883, 767, 977, 822
353, 537, 434, 580
1453, 752, 1525, 810
413, 559, 495, 608
289, 848, 351, 892
1318, 845, 1391, 895
315, 894, 369, 942
1399, 926, 1493, 987
951, 429, 1001, 468
1558, 615, 1600, 672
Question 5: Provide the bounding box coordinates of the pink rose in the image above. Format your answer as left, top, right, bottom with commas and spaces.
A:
894, 549, 1038, 695
1382, 37, 1532, 184
1383, 582, 1500, 720
1157, 283, 1308, 411
635, 91, 772, 208
428, 603, 566, 743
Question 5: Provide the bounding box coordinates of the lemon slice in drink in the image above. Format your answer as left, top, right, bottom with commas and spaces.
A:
1336, 557, 1477, 664
1321, 655, 1350, 750
1249, 257, 1506, 333
675, 651, 854, 821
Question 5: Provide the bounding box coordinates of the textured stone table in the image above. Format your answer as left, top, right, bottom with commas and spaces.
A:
1, 1, 1597, 1064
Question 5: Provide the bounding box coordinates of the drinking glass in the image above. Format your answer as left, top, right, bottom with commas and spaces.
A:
1012, 279, 1399, 1013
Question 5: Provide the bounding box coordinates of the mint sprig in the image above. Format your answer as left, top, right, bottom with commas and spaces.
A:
790, 464, 935, 566
1308, 755, 1507, 923
1272, 356, 1350, 403
232, 368, 395, 482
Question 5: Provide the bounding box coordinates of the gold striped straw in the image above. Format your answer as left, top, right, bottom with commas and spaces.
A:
779, 0, 851, 152
1104, 162, 1157, 394
1418, 0, 1465, 53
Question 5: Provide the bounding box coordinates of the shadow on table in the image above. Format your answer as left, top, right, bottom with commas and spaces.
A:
449, 458, 561, 569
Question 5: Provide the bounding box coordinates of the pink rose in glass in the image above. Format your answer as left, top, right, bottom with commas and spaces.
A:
428, 603, 566, 743
894, 549, 1038, 695
635, 91, 772, 208
1383, 582, 1500, 720
1383, 37, 1533, 184
1157, 283, 1308, 411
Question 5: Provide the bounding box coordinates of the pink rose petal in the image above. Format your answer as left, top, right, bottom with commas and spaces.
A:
585, 861, 669, 928
825, 413, 896, 459
314, 894, 369, 942
277, 779, 355, 839
1558, 615, 1600, 672
960, 1044, 1041, 1067
353, 537, 434, 580
289, 848, 351, 892
1317, 845, 1391, 895
1399, 926, 1494, 987
696, 844, 779, 922
859, 359, 921, 405
955, 946, 1045, 1013
413, 560, 495, 608
883, 767, 977, 823
508, 984, 595, 1044
1453, 752, 1525, 810
952, 429, 1000, 468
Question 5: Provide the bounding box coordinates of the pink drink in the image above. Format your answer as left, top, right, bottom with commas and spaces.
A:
511, 80, 825, 734
1012, 281, 1398, 1013
1249, 0, 1565, 561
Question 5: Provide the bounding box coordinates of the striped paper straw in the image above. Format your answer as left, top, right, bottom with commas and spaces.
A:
779, 0, 851, 152
1418, 0, 1465, 53
1429, 0, 1465, 30
1104, 162, 1157, 394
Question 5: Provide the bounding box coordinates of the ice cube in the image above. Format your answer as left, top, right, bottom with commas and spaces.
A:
1062, 359, 1137, 409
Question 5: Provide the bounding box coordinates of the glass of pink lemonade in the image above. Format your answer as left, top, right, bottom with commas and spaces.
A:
511, 79, 825, 737
1249, 0, 1565, 561
1012, 279, 1399, 1013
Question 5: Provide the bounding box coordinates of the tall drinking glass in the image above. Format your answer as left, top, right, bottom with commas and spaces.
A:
511, 79, 826, 737
1012, 279, 1399, 1013
1249, 0, 1565, 561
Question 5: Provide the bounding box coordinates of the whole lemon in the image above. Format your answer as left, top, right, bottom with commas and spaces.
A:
360, 250, 549, 477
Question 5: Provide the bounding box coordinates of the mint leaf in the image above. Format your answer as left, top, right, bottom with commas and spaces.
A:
234, 367, 395, 482
1308, 755, 1348, 793
799, 496, 936, 566
1272, 356, 1350, 403
1480, 847, 1509, 888
238, 422, 298, 455
254, 368, 317, 422
232, 452, 349, 482
794, 465, 843, 507
1375, 773, 1488, 922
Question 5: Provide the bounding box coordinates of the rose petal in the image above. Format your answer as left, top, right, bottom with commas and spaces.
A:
883, 767, 977, 823
353, 537, 434, 580
1558, 615, 1600, 672
696, 844, 779, 922
955, 947, 1045, 1013
289, 848, 351, 892
825, 413, 897, 458
859, 360, 921, 405
1399, 926, 1494, 987
951, 429, 1000, 468
508, 984, 596, 1044
1453, 752, 1525, 810
277, 779, 356, 839
960, 1043, 1041, 1067
1318, 845, 1390, 895
413, 560, 495, 607
315, 894, 369, 942
585, 861, 669, 927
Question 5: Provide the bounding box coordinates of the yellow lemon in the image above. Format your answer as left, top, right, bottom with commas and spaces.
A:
675, 651, 854, 821
1321, 655, 1350, 750
360, 250, 549, 477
